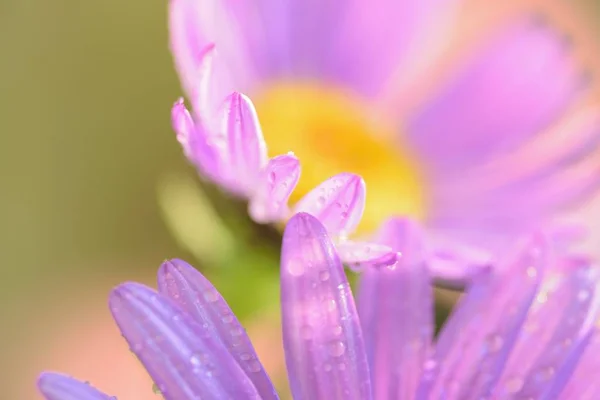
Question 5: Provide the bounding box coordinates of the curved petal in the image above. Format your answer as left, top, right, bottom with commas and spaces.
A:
420, 236, 547, 398
216, 92, 268, 194
335, 241, 398, 270
328, 0, 460, 97
358, 218, 433, 399
281, 213, 372, 400
157, 259, 278, 400
169, 0, 255, 100
172, 99, 220, 181
37, 373, 112, 400
248, 153, 301, 223
409, 18, 585, 172
497, 259, 600, 399
109, 283, 260, 400
293, 173, 366, 237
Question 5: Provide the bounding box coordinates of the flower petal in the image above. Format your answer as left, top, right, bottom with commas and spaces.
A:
248, 153, 301, 223
499, 258, 600, 398
157, 259, 278, 400
409, 18, 584, 172
169, 0, 253, 102
281, 213, 372, 399
329, 0, 459, 97
37, 373, 112, 400
293, 173, 366, 236
421, 235, 547, 398
109, 282, 260, 400
357, 218, 433, 399
218, 92, 268, 194
335, 241, 398, 270
172, 99, 220, 181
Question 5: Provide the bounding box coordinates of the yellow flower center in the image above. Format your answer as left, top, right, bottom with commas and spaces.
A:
254, 82, 426, 233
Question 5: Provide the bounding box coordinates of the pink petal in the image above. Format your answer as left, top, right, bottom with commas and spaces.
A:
168, 0, 254, 102
409, 18, 584, 172
495, 258, 600, 398
281, 213, 372, 399
421, 235, 547, 398
335, 241, 398, 270
157, 259, 278, 400
218, 92, 268, 193
171, 99, 219, 181
248, 153, 301, 223
293, 173, 366, 236
358, 218, 433, 399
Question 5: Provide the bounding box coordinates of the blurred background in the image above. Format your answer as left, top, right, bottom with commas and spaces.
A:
1, 1, 600, 399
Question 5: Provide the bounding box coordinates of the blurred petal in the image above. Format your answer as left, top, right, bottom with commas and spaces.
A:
169, 0, 253, 100
421, 236, 547, 398
281, 213, 372, 400
37, 373, 112, 400
219, 92, 268, 193
248, 153, 301, 223
409, 18, 584, 171
498, 259, 600, 398
294, 173, 366, 236
157, 259, 278, 400
358, 218, 433, 399
329, 0, 459, 96
171, 99, 219, 181
109, 283, 260, 400
335, 241, 398, 270
561, 331, 600, 399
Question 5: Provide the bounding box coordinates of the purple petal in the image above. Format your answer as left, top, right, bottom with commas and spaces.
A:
37, 373, 112, 400
560, 331, 600, 398
335, 241, 398, 270
218, 92, 268, 194
357, 218, 433, 399
329, 0, 459, 97
281, 213, 372, 399
109, 282, 260, 400
293, 173, 366, 237
497, 258, 600, 398
171, 99, 219, 181
421, 236, 547, 398
168, 0, 254, 101
409, 18, 584, 172
248, 153, 301, 223
157, 259, 278, 400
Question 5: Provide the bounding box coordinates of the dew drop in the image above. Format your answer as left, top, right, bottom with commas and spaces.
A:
328, 341, 346, 357
319, 270, 330, 281
324, 363, 332, 372
221, 315, 234, 324
504, 376, 524, 394
240, 353, 252, 361
287, 258, 305, 276
317, 196, 327, 205
247, 360, 262, 372
485, 334, 504, 353
526, 267, 538, 278
578, 289, 590, 302
203, 289, 219, 303
230, 327, 244, 337
331, 325, 343, 336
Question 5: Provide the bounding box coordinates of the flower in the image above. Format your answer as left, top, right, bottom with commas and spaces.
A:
168, 0, 600, 283
38, 213, 600, 399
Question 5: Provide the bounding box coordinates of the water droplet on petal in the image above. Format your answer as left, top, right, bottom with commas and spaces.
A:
328, 341, 346, 357
319, 270, 330, 281
287, 258, 305, 276
203, 289, 219, 303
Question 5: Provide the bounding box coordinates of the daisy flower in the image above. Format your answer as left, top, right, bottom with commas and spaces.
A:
38, 213, 600, 399
168, 0, 600, 282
